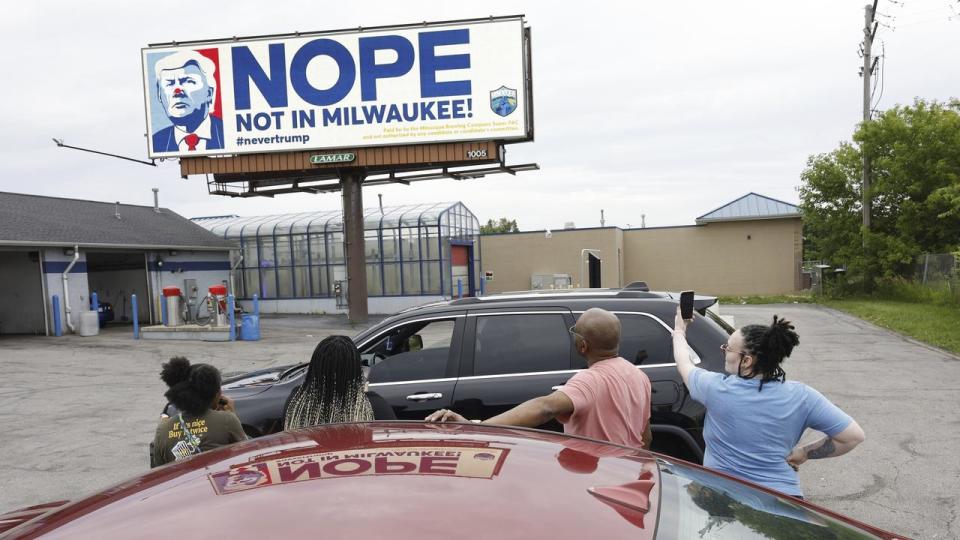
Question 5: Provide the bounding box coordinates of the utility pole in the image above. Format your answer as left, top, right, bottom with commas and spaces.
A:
861, 1, 878, 234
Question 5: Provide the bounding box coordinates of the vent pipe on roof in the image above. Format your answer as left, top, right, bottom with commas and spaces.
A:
115, 202, 121, 220
378, 193, 384, 215
152, 188, 160, 213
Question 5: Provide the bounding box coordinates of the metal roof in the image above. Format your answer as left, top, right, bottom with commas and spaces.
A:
695, 192, 800, 224
0, 192, 234, 250
192, 202, 474, 239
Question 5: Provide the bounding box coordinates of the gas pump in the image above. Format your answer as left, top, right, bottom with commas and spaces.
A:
333, 266, 347, 309
162, 286, 185, 327
183, 279, 199, 323
334, 280, 347, 309
206, 285, 229, 327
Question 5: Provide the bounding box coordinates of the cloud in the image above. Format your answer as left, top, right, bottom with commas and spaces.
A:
1, 0, 957, 231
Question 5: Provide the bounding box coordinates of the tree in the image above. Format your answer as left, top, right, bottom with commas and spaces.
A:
799, 99, 960, 288
480, 218, 519, 234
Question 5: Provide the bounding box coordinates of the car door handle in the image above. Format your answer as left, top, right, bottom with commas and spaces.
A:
406, 392, 443, 402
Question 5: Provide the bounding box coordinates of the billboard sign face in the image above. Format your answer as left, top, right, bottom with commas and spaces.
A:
142, 17, 530, 159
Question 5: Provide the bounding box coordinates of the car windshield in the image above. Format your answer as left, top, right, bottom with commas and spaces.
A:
654, 458, 883, 539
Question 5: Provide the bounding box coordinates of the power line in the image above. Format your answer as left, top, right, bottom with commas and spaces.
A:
875, 0, 960, 29
871, 42, 886, 114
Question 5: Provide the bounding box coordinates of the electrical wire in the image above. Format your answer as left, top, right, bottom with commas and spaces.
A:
895, 15, 956, 27
871, 43, 886, 115
874, 0, 960, 30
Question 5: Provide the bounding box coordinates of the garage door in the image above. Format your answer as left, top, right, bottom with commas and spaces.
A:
0, 250, 46, 335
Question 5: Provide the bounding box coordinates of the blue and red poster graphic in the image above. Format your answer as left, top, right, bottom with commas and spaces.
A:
142, 18, 530, 158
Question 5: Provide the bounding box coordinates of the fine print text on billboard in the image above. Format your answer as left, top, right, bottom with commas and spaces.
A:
142, 17, 530, 158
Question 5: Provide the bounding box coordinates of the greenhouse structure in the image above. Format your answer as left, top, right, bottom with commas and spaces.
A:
194, 202, 481, 314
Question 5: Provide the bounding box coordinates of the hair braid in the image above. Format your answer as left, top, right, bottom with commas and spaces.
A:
284, 336, 373, 429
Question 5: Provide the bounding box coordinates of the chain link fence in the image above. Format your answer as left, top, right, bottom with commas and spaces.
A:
914, 253, 958, 286
799, 254, 958, 297
800, 260, 832, 293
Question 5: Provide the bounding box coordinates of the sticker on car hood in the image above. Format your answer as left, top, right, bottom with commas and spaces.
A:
209, 444, 510, 495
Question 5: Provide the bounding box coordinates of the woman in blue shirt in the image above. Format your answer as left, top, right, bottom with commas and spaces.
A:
672, 309, 865, 497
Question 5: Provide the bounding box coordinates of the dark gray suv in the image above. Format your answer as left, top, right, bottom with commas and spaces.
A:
212, 286, 733, 463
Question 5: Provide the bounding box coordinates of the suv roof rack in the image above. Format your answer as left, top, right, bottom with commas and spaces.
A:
447, 288, 666, 305
622, 281, 650, 292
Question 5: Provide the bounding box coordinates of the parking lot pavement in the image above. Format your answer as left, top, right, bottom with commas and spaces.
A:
724, 304, 960, 540
0, 315, 379, 515
0, 306, 956, 538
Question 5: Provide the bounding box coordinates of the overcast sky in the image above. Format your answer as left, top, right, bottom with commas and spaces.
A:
1, 1, 957, 230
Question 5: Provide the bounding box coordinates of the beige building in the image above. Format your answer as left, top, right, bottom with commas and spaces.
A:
480, 193, 802, 296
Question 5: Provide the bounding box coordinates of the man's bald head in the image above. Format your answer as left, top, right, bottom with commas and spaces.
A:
576, 308, 621, 357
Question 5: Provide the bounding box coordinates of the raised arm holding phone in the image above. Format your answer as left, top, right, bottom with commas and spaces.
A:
671, 301, 865, 498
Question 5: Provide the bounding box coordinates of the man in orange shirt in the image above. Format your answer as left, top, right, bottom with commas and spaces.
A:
426, 307, 652, 449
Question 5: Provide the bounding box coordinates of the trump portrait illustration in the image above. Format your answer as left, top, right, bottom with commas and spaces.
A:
148, 49, 224, 153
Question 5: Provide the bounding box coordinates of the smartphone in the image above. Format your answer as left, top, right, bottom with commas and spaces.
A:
680, 290, 695, 320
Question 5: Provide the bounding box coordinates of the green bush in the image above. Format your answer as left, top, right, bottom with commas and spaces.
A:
819, 276, 960, 306
799, 99, 960, 294
875, 277, 960, 306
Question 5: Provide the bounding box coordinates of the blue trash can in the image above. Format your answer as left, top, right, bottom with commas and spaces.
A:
239, 314, 260, 341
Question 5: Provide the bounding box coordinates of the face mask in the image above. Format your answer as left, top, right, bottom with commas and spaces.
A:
737, 356, 748, 378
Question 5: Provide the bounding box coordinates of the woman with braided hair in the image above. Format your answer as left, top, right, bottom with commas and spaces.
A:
283, 335, 395, 430
152, 357, 246, 467
672, 308, 865, 498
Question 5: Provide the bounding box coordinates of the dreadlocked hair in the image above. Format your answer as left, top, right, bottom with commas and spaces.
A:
160, 357, 222, 416
284, 335, 373, 430
740, 315, 800, 391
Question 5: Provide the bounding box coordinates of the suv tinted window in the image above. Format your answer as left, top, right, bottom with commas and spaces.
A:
363, 319, 455, 383
474, 314, 571, 376
617, 313, 673, 365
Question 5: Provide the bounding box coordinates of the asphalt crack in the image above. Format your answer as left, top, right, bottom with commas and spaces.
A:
897, 434, 928, 458
940, 496, 959, 539
822, 474, 886, 502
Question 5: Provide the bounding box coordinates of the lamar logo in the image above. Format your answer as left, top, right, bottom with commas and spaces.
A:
490, 86, 518, 117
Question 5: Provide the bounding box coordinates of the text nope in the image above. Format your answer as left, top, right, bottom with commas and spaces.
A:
232, 29, 472, 109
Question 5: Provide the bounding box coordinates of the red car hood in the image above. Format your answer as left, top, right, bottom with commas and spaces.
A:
0, 422, 907, 540
2, 423, 660, 539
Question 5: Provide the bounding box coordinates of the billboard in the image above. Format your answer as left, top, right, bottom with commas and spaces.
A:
142, 17, 531, 159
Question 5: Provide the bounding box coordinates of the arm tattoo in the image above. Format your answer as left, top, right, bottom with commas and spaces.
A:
806, 438, 836, 459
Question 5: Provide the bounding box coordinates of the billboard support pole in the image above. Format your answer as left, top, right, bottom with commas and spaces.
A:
341, 170, 369, 323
